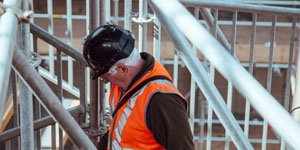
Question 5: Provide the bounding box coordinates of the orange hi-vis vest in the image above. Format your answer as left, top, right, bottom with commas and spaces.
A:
107, 61, 186, 150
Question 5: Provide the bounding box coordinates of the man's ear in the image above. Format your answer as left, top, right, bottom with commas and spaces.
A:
117, 63, 128, 74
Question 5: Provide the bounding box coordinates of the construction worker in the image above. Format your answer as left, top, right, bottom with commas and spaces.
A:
83, 24, 194, 150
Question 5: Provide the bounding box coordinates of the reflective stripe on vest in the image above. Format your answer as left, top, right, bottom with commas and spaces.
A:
109, 81, 150, 149
110, 92, 115, 114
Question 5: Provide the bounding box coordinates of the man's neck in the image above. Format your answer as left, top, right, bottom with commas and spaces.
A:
123, 59, 145, 91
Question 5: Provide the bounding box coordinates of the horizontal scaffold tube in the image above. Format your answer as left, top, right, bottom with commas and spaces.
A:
180, 0, 300, 16
29, 23, 88, 66
0, 106, 84, 142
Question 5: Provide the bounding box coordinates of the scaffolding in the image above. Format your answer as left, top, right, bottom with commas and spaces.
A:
0, 0, 300, 150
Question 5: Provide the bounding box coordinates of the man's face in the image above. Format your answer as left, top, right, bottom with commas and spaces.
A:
99, 65, 127, 89
99, 72, 110, 84
100, 72, 119, 84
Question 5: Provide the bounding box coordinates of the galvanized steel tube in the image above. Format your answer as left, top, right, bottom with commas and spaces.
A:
105, 0, 110, 23
65, 1, 73, 148
262, 16, 277, 150
67, 0, 74, 88
0, 106, 84, 141
33, 33, 42, 150
12, 49, 96, 149
19, 0, 34, 149
89, 0, 100, 145
124, 0, 132, 30
47, 0, 55, 77
85, 0, 90, 124
148, 0, 300, 149
57, 49, 63, 150
225, 10, 237, 150
30, 23, 88, 66
51, 124, 56, 150
239, 1, 300, 6
0, 0, 20, 129
244, 13, 257, 138
148, 0, 253, 149
79, 64, 87, 123
86, 0, 90, 34
138, 0, 148, 52
153, 14, 161, 62
173, 49, 179, 87
90, 0, 99, 30
113, 0, 119, 25
189, 8, 199, 135
180, 0, 300, 17
100, 0, 107, 24
100, 0, 107, 136
292, 24, 300, 123
199, 8, 231, 51
207, 9, 219, 150
284, 18, 297, 110
11, 70, 20, 150
281, 17, 297, 150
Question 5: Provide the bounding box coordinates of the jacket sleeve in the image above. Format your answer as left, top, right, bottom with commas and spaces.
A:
146, 92, 195, 150
97, 130, 109, 150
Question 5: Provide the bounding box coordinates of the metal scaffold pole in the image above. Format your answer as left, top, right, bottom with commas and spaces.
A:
89, 0, 100, 145
0, 0, 20, 129
18, 0, 35, 148
292, 27, 300, 123
0, 106, 84, 142
138, 0, 148, 52
198, 8, 231, 51
100, 0, 107, 134
112, 0, 119, 25
124, 0, 132, 31
148, 0, 253, 149
148, 0, 300, 149
12, 48, 97, 150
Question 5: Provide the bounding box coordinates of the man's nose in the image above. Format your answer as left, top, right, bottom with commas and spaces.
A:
100, 78, 109, 83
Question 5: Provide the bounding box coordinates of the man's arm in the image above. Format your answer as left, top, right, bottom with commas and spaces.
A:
146, 92, 195, 150
97, 130, 108, 150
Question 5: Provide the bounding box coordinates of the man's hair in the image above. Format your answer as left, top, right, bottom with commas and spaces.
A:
108, 48, 141, 75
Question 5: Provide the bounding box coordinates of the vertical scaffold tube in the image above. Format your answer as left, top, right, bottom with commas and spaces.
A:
89, 0, 100, 145
0, 0, 20, 129
138, 0, 148, 52
19, 0, 34, 149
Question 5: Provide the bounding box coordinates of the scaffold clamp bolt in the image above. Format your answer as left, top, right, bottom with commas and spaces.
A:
0, 3, 34, 23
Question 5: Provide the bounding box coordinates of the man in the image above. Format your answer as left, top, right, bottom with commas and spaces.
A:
83, 24, 194, 150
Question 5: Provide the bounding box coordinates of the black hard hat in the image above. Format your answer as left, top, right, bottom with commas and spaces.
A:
83, 25, 135, 79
